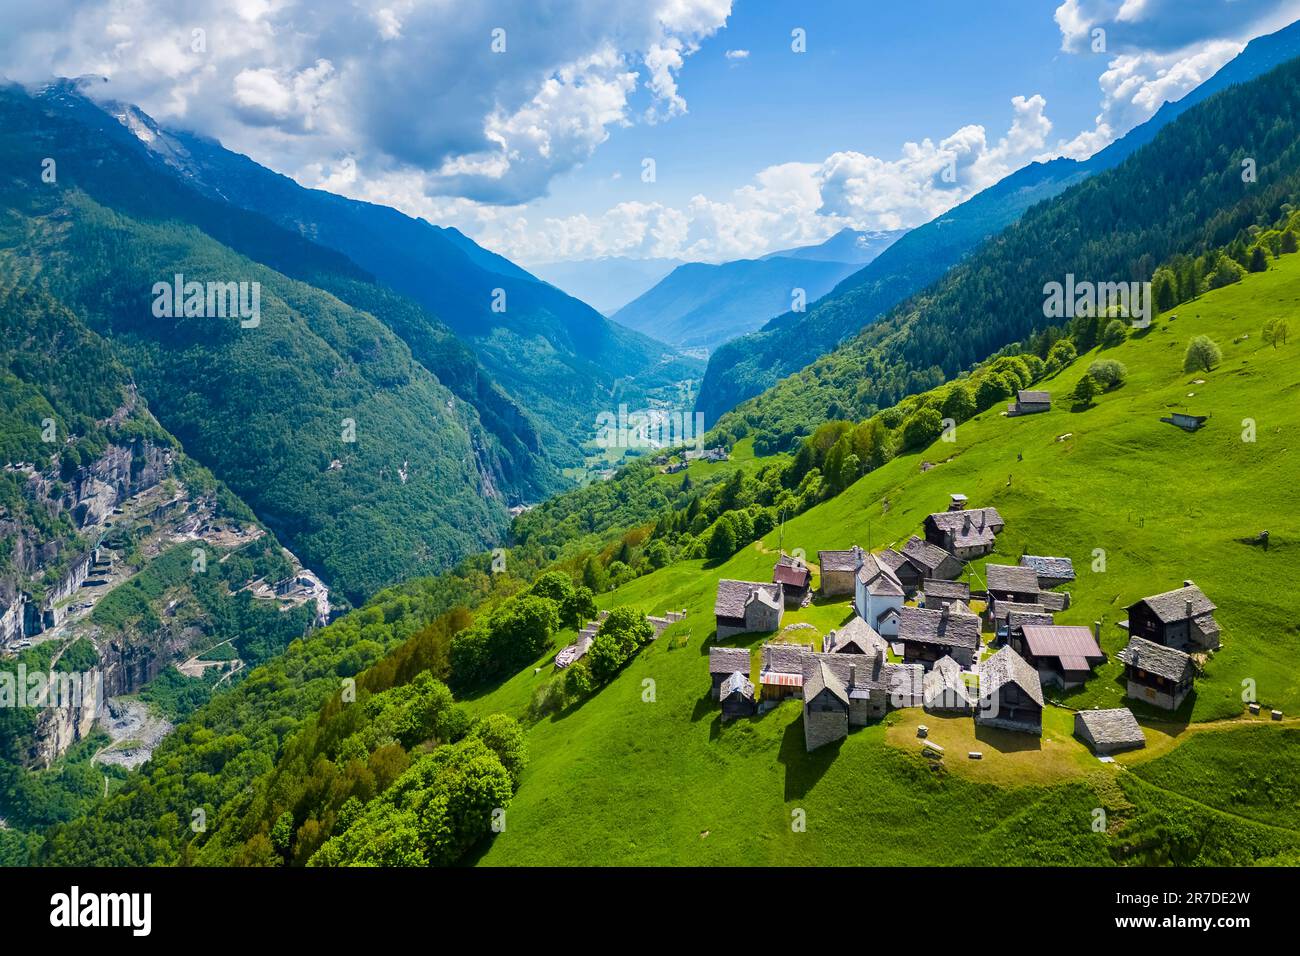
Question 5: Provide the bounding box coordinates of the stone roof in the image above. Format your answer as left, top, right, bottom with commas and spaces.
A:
761, 642, 811, 675
818, 547, 863, 573
1017, 390, 1051, 404
980, 646, 1044, 708
923, 655, 974, 708
991, 600, 1051, 623
709, 646, 751, 675
714, 579, 781, 618
856, 552, 904, 596
985, 563, 1041, 594
803, 656, 849, 706
1131, 582, 1216, 623
876, 548, 911, 577
810, 650, 889, 694
1006, 610, 1055, 636
824, 615, 888, 656
719, 671, 754, 700
883, 662, 924, 701
927, 507, 1004, 533
1118, 636, 1195, 682
1036, 591, 1069, 612
920, 578, 970, 601
1020, 554, 1075, 582
902, 535, 955, 574
1076, 708, 1144, 748
898, 605, 980, 651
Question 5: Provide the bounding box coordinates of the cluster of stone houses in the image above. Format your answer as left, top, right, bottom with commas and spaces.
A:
707, 492, 1224, 756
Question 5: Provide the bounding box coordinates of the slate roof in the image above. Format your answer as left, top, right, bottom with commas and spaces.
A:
927, 507, 1004, 534
1020, 625, 1104, 669
1118, 636, 1195, 682
1036, 591, 1070, 612
818, 547, 863, 573
898, 605, 981, 651
920, 578, 971, 602
876, 548, 911, 577
923, 655, 975, 708
1006, 609, 1056, 638
985, 563, 1041, 594
824, 615, 889, 656
883, 662, 924, 701
709, 646, 752, 675
714, 579, 781, 618
1020, 555, 1075, 582
980, 646, 1044, 707
1132, 583, 1216, 623
991, 600, 1052, 623
1017, 390, 1051, 404
719, 671, 754, 700
810, 650, 889, 694
761, 642, 811, 676
1076, 708, 1145, 748
856, 552, 905, 596
902, 535, 955, 574
802, 656, 849, 706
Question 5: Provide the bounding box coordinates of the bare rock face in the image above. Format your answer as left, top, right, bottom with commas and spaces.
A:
1, 435, 174, 650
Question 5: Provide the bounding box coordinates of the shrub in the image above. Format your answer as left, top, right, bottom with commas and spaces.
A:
1183, 335, 1222, 373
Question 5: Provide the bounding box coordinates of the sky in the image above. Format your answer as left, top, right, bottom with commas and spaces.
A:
1, 0, 1298, 265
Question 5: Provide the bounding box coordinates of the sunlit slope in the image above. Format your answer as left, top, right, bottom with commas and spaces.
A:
468, 256, 1300, 865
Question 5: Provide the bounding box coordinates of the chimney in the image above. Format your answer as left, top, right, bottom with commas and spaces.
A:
1093, 621, 1102, 640
1185, 599, 1193, 619
1183, 579, 1194, 587
948, 493, 967, 512
849, 664, 857, 687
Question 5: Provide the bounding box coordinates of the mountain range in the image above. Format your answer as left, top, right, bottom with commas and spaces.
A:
610, 228, 905, 354
695, 18, 1300, 423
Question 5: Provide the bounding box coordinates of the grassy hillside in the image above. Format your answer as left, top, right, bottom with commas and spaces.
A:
463, 253, 1300, 865
709, 52, 1300, 453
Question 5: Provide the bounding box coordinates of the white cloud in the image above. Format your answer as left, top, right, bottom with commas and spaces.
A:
0, 0, 733, 204
1051, 0, 1300, 157
463, 96, 1056, 263
724, 48, 749, 59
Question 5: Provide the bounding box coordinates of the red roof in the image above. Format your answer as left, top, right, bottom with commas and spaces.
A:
773, 563, 810, 587
1020, 625, 1104, 663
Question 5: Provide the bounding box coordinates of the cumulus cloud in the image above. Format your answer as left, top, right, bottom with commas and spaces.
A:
465, 96, 1056, 263
1050, 0, 1300, 157
0, 0, 733, 204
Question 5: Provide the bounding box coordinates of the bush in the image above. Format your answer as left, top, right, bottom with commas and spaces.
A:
1071, 373, 1099, 407
1183, 335, 1222, 373
1087, 358, 1127, 388
1101, 319, 1128, 347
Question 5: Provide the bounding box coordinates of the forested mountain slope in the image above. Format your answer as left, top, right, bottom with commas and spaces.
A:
696, 19, 1300, 423
36, 82, 702, 468
711, 50, 1300, 452
0, 83, 520, 603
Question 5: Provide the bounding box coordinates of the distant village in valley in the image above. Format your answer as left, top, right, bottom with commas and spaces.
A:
702, 493, 1241, 759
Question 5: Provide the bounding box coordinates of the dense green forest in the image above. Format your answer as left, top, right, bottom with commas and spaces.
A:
709, 55, 1300, 452
0, 83, 534, 604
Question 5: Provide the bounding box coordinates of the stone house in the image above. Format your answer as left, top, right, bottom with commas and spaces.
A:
714, 579, 784, 640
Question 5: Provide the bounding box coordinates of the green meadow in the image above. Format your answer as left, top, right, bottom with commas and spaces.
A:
466, 255, 1300, 865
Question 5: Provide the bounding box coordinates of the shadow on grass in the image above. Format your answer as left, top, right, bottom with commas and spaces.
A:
973, 722, 1043, 753
778, 714, 841, 800
692, 691, 717, 723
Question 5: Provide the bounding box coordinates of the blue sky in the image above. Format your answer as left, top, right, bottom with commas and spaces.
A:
2, 0, 1298, 263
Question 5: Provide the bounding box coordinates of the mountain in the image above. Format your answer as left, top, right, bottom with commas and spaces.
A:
40, 240, 1300, 867
43, 86, 702, 469
611, 230, 905, 355
0, 81, 554, 604
528, 257, 684, 315
761, 227, 907, 264
710, 46, 1300, 451
695, 19, 1300, 422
